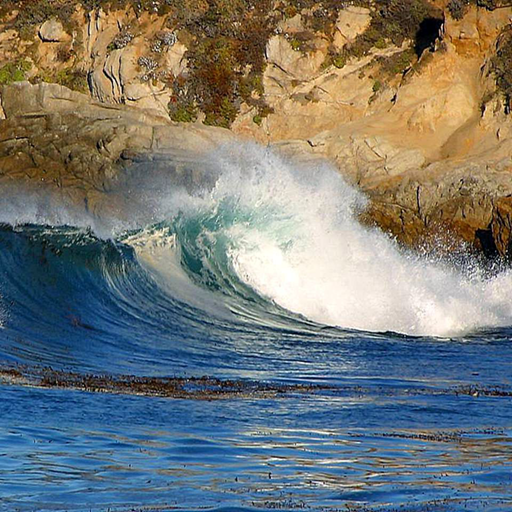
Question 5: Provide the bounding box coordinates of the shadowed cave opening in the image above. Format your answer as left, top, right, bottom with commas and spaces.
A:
415, 17, 444, 56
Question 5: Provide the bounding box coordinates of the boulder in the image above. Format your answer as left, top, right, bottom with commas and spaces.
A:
38, 19, 67, 43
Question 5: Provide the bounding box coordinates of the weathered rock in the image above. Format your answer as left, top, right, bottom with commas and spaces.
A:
358, 157, 512, 257
406, 83, 476, 134
0, 82, 234, 220
163, 42, 188, 76
265, 35, 328, 83
38, 19, 67, 43
492, 197, 512, 257
333, 6, 372, 49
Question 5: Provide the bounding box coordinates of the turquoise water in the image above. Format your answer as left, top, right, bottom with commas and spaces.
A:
1, 145, 512, 511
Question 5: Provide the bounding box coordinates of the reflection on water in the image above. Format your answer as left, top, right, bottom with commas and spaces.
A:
1, 384, 512, 512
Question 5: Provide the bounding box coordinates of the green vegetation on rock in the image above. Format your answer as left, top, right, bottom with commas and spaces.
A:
0, 59, 31, 85
377, 48, 416, 78
54, 68, 89, 93
34, 67, 88, 93
332, 53, 347, 69
169, 99, 198, 123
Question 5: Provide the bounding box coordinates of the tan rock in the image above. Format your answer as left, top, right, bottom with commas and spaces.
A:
277, 14, 304, 34
124, 83, 150, 101
39, 19, 68, 43
2, 2, 512, 257
101, 45, 139, 101
406, 83, 476, 133
265, 35, 327, 82
333, 7, 371, 49
163, 42, 188, 77
445, 4, 512, 55
0, 29, 20, 64
1, 81, 91, 117
125, 84, 172, 119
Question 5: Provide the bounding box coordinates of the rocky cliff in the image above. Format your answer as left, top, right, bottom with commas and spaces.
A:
2, 0, 512, 257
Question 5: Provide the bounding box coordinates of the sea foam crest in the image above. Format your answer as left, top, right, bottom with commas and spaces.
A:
134, 143, 512, 337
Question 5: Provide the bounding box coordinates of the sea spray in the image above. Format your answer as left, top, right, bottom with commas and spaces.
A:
131, 143, 512, 337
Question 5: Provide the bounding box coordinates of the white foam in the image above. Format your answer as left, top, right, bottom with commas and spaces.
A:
145, 142, 512, 337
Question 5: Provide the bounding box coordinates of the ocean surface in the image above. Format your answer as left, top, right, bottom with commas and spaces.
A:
1, 144, 512, 511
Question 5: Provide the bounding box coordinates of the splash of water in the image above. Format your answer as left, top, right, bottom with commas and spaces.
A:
1, 142, 512, 338
132, 143, 512, 337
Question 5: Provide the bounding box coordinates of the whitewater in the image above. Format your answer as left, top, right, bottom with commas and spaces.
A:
127, 143, 512, 337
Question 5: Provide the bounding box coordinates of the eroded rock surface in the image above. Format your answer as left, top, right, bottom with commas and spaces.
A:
0, 82, 233, 220
1, 1, 512, 257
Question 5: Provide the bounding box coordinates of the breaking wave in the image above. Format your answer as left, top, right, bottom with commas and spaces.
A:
1, 142, 512, 350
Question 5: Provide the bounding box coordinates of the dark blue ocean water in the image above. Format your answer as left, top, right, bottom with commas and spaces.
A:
1, 147, 512, 511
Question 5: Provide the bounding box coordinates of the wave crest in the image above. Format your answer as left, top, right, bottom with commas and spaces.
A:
127, 143, 512, 337
1, 143, 512, 338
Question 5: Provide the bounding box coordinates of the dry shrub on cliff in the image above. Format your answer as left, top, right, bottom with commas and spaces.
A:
56, 44, 74, 62
166, 0, 275, 127
282, 1, 341, 35
491, 25, 512, 113
447, 0, 470, 19
447, 0, 505, 20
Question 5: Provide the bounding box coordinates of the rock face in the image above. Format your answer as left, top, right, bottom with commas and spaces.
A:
0, 82, 233, 220
359, 159, 512, 257
1, 1, 512, 258
85, 10, 166, 117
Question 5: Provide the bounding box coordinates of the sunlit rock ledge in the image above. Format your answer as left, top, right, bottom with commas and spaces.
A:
1, 1, 512, 257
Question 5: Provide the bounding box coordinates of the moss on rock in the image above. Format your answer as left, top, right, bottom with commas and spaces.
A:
0, 59, 32, 85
